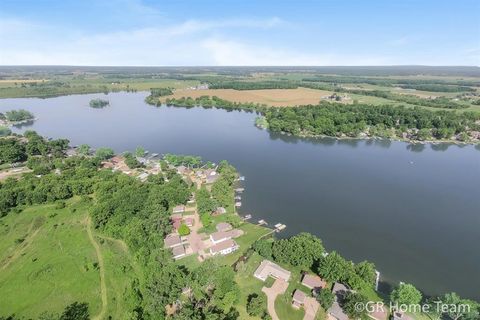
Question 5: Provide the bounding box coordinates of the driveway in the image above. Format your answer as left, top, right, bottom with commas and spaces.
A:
262, 278, 289, 320
303, 297, 320, 320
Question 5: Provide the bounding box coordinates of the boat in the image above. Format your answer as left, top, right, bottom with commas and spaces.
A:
235, 188, 245, 192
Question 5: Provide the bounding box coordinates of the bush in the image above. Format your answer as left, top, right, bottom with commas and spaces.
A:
246, 293, 267, 317
178, 224, 190, 236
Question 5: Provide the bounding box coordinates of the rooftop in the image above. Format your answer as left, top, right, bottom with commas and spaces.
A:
210, 230, 231, 242
254, 259, 291, 282
172, 245, 186, 258
164, 234, 182, 248
292, 289, 307, 304
301, 274, 327, 290
210, 239, 238, 254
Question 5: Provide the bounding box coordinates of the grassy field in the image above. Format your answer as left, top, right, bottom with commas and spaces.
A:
166, 87, 334, 107
0, 198, 141, 318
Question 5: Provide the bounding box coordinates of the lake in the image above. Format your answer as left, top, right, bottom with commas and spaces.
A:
1, 91, 479, 300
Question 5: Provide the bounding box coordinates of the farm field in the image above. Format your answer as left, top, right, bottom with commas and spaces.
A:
0, 198, 140, 319
165, 87, 334, 107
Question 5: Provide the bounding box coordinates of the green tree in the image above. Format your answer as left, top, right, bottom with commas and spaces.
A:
95, 147, 114, 160
342, 292, 368, 319
355, 261, 377, 287
135, 146, 145, 157
59, 302, 89, 320
317, 251, 351, 283
442, 292, 479, 320
77, 144, 90, 155
246, 293, 267, 317
272, 232, 324, 268
390, 283, 422, 306
178, 224, 190, 236
317, 288, 335, 310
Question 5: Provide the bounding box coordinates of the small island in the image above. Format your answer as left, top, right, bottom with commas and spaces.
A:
0, 109, 35, 135
89, 98, 110, 108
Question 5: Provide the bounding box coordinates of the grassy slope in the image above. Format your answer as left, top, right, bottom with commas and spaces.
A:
0, 198, 141, 318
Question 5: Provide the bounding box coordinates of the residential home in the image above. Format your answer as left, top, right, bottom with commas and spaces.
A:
368, 305, 388, 320
301, 274, 327, 290
164, 234, 183, 248
391, 311, 412, 320
210, 231, 231, 244
254, 260, 291, 282
209, 239, 239, 256
328, 283, 353, 320
292, 290, 307, 309
213, 207, 227, 215
172, 245, 186, 259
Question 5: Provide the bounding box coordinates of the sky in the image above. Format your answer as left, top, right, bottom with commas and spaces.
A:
0, 0, 479, 66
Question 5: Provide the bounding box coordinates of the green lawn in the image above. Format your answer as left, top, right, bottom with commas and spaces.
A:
0, 199, 141, 318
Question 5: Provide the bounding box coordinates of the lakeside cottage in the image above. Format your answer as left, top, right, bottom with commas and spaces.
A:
292, 289, 307, 309
209, 239, 239, 256
213, 207, 227, 215
215, 222, 232, 232
254, 260, 291, 282
301, 274, 327, 291
328, 282, 353, 320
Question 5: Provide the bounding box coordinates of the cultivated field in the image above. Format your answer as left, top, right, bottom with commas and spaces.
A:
166, 88, 334, 107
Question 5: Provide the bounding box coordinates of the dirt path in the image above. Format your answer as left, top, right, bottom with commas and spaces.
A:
86, 217, 107, 320
262, 279, 289, 320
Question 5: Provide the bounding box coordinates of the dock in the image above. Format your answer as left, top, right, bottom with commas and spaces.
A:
235, 188, 245, 193
242, 214, 252, 220
235, 202, 242, 207
274, 223, 286, 231
258, 219, 267, 225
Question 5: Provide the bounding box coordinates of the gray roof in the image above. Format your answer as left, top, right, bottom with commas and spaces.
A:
172, 245, 186, 258
292, 290, 306, 304
216, 222, 233, 232
164, 234, 182, 248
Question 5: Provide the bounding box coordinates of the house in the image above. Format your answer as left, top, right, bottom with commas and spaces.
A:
172, 245, 186, 259
391, 311, 412, 320
216, 222, 232, 232
164, 234, 183, 248
184, 217, 194, 227
138, 172, 149, 181
328, 283, 353, 320
292, 290, 307, 309
368, 305, 388, 320
172, 205, 186, 214
254, 260, 291, 282
209, 239, 239, 256
209, 229, 243, 244
205, 175, 219, 184
301, 274, 327, 290
213, 207, 227, 215
210, 231, 231, 244
176, 165, 187, 174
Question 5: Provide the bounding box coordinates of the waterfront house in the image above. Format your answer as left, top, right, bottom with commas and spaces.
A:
254, 260, 291, 282
209, 239, 239, 256
213, 207, 227, 215
328, 283, 353, 320
292, 289, 306, 309
391, 311, 412, 320
210, 231, 231, 244
368, 305, 388, 320
301, 274, 327, 290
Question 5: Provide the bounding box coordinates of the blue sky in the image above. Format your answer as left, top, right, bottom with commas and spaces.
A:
0, 0, 479, 66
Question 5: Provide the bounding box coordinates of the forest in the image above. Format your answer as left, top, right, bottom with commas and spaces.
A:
264, 102, 480, 141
